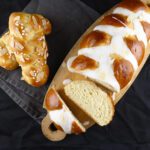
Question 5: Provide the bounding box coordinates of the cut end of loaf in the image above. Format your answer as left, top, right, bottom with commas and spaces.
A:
64, 80, 115, 126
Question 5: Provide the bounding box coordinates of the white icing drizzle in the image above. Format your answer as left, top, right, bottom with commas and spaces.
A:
48, 91, 85, 134
49, 104, 75, 134
67, 6, 150, 92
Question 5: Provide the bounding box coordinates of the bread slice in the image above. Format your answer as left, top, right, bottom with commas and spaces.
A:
64, 80, 115, 126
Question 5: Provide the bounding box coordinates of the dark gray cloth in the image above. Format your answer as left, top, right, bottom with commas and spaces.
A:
0, 0, 99, 123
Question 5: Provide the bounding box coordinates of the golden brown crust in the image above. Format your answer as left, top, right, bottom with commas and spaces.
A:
2, 12, 51, 87
80, 30, 111, 48
113, 57, 134, 89
100, 14, 128, 27
71, 121, 83, 134
141, 21, 150, 40
71, 55, 99, 71
45, 88, 63, 111
124, 36, 145, 65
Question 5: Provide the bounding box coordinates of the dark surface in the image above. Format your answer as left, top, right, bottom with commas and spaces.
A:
0, 0, 150, 150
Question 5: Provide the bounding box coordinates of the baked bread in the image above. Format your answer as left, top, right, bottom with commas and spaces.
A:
41, 0, 150, 141
64, 80, 114, 126
0, 32, 18, 70
44, 87, 86, 134
2, 12, 51, 87
67, 0, 150, 92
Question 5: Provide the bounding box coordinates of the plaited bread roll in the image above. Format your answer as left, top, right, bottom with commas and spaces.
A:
0, 32, 18, 70
3, 12, 51, 87
67, 0, 150, 92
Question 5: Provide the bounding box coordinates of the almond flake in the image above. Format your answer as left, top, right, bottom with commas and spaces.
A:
15, 27, 23, 38
38, 36, 44, 41
14, 16, 20, 21
36, 71, 44, 82
0, 48, 7, 56
42, 19, 47, 28
15, 22, 19, 26
20, 55, 25, 62
10, 39, 15, 48
32, 16, 38, 27
15, 41, 24, 50
30, 70, 36, 77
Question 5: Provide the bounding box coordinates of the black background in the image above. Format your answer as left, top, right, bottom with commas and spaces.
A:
0, 0, 150, 150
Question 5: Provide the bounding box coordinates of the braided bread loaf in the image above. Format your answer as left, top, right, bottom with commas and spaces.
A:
67, 0, 150, 92
3, 12, 51, 87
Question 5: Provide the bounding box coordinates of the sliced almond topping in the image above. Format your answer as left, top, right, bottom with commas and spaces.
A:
15, 27, 23, 38
42, 19, 47, 29
24, 55, 30, 61
15, 41, 24, 50
0, 48, 7, 56
30, 70, 37, 77
32, 16, 38, 27
14, 16, 20, 21
20, 55, 25, 62
36, 71, 44, 82
15, 22, 19, 26
38, 36, 44, 41
10, 39, 15, 48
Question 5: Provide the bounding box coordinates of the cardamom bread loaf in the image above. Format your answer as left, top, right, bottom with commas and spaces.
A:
64, 80, 115, 126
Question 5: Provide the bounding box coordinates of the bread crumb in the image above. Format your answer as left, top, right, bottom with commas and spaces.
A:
82, 121, 90, 126
63, 79, 72, 85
